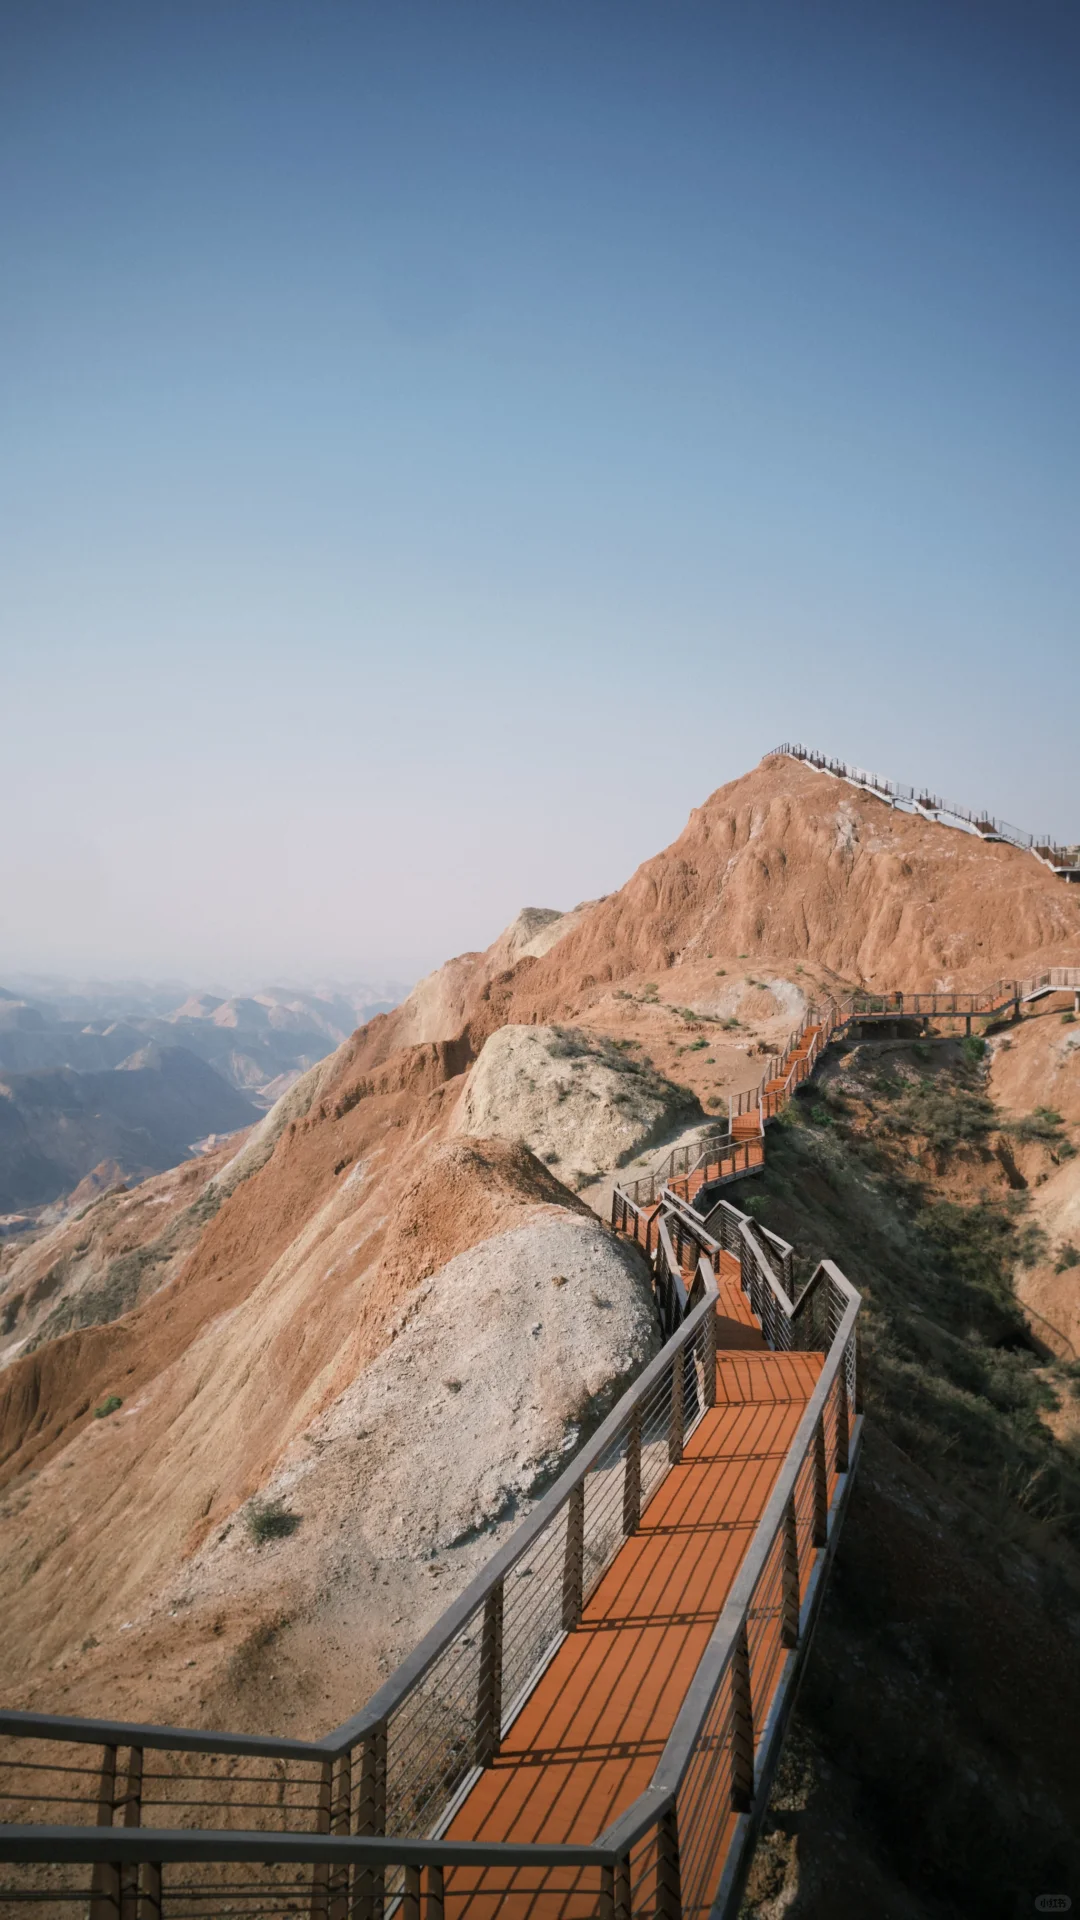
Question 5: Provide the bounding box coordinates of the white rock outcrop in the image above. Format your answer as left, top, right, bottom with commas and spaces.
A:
452, 1025, 699, 1185
301, 1210, 658, 1552
181, 1209, 659, 1610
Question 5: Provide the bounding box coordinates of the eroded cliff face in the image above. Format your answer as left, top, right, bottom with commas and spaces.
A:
986, 1010, 1080, 1361
495, 754, 1079, 1005
0, 1066, 659, 1733
2, 751, 1078, 1743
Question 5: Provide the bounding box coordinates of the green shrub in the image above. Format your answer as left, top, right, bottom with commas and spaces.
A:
1055, 1243, 1080, 1273
93, 1395, 122, 1419
247, 1499, 301, 1546
886, 1080, 996, 1150
1008, 1106, 1066, 1144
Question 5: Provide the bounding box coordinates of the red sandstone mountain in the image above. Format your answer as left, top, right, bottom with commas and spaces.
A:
358, 752, 1080, 1070
1, 750, 1078, 1737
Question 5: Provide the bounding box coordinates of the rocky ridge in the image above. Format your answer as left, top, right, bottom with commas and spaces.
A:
1, 749, 1078, 1788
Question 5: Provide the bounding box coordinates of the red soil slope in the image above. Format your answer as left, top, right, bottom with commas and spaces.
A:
1, 749, 1077, 1733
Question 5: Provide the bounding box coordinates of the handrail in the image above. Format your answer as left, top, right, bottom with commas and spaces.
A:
774, 742, 1080, 871
0, 1709, 322, 1761
0, 1827, 620, 1869
599, 1261, 860, 1857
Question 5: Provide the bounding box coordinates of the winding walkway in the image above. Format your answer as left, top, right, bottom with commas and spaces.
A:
445, 1275, 820, 1894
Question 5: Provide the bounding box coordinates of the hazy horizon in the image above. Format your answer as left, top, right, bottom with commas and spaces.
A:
0, 968, 420, 1007
3, 1, 1078, 978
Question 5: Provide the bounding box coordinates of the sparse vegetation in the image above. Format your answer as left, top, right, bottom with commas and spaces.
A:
93, 1395, 122, 1418
884, 1076, 996, 1151
246, 1499, 301, 1546
1055, 1243, 1080, 1273
1007, 1104, 1068, 1144
547, 1028, 589, 1059
739, 1052, 1080, 1910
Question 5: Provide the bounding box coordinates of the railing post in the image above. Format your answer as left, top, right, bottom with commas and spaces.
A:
623, 1405, 641, 1535
562, 1481, 586, 1630
835, 1363, 850, 1475
329, 1749, 353, 1920
354, 1723, 386, 1920
703, 1297, 717, 1408
403, 1866, 422, 1920
426, 1864, 445, 1920
813, 1413, 829, 1548
668, 1347, 684, 1465
311, 1757, 333, 1920
614, 1856, 632, 1920
730, 1624, 755, 1813
88, 1743, 119, 1920
599, 1863, 616, 1920
655, 1804, 682, 1920
781, 1496, 800, 1649
476, 1577, 505, 1765
138, 1862, 162, 1920
118, 1746, 143, 1920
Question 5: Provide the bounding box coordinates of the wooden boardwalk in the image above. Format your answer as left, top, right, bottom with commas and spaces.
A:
444, 1252, 824, 1912
0, 1012, 862, 1920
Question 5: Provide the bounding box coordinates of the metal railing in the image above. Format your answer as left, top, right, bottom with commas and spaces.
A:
1018, 968, 1080, 1003
773, 742, 1080, 872
825, 972, 1080, 1028
614, 1127, 738, 1212
1, 1202, 862, 1918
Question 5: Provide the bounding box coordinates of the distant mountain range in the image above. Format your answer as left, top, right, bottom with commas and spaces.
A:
0, 978, 408, 1216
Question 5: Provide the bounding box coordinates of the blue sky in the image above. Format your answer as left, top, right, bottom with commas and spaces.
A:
2, 0, 1077, 979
